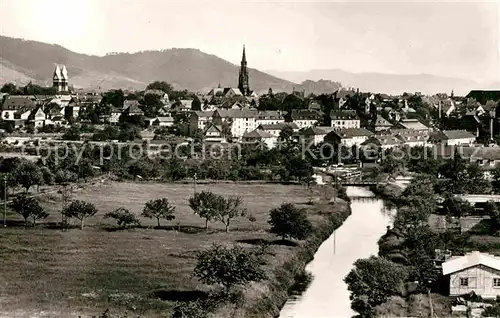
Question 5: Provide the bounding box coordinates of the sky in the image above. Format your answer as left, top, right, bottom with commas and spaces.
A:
1, 0, 499, 83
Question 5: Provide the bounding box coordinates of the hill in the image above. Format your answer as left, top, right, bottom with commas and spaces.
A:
0, 35, 295, 93
267, 69, 498, 96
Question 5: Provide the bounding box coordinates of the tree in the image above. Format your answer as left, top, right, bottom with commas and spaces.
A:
40, 166, 55, 186
215, 196, 245, 233
268, 203, 313, 241
62, 126, 81, 141
189, 191, 221, 230
194, 244, 266, 290
62, 200, 98, 230
104, 207, 141, 228
54, 169, 77, 185
142, 198, 176, 227
344, 256, 409, 317
1, 83, 18, 94
285, 156, 313, 182
191, 96, 202, 111
442, 197, 475, 218
146, 81, 174, 95
10, 194, 48, 227
11, 161, 43, 193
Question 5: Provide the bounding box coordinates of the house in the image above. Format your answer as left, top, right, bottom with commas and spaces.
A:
308, 101, 322, 112
213, 109, 258, 139
374, 115, 393, 132
2, 96, 35, 120
398, 118, 429, 131
153, 116, 174, 127
125, 103, 144, 116
391, 129, 430, 147
255, 111, 285, 126
466, 90, 500, 105
335, 89, 356, 109
144, 89, 169, 104
330, 110, 360, 129
27, 107, 46, 128
257, 122, 300, 137
123, 100, 141, 111
325, 128, 373, 147
190, 111, 214, 132
203, 123, 226, 143
362, 134, 402, 149
301, 126, 336, 145
288, 110, 322, 129
442, 251, 500, 299
109, 107, 122, 124
438, 99, 456, 117
174, 100, 193, 112
429, 130, 476, 146
242, 129, 278, 149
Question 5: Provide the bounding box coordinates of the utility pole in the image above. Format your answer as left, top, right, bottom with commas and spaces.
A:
3, 175, 6, 227
193, 173, 197, 195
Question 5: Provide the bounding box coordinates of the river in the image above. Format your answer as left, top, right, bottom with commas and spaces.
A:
279, 186, 395, 318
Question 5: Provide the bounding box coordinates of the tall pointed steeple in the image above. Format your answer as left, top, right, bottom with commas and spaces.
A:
238, 45, 250, 96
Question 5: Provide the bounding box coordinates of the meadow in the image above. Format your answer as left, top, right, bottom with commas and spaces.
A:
0, 181, 326, 317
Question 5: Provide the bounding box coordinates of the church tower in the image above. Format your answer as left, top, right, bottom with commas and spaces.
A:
238, 45, 250, 96
53, 65, 62, 92
60, 65, 69, 92
52, 64, 69, 92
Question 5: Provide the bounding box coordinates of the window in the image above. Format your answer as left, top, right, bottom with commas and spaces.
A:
460, 278, 469, 287
494, 278, 500, 288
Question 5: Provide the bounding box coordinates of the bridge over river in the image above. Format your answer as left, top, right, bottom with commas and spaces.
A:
454, 194, 500, 203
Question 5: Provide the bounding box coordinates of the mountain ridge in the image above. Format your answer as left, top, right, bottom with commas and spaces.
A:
266, 69, 499, 95
0, 35, 296, 93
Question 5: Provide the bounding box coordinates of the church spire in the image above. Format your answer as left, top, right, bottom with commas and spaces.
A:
238, 45, 250, 96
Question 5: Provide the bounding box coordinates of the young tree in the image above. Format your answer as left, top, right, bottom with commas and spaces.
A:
141, 198, 176, 227
344, 256, 409, 317
215, 196, 245, 233
62, 200, 98, 230
40, 166, 55, 186
11, 194, 48, 227
194, 244, 266, 290
104, 207, 141, 228
189, 191, 221, 230
268, 203, 313, 241
442, 197, 475, 218
10, 161, 43, 193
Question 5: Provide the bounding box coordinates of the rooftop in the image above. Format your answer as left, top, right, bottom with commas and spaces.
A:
442, 251, 500, 275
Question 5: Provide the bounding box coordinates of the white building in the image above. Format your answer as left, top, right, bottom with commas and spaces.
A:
242, 129, 278, 149
190, 111, 214, 132
289, 110, 322, 129
255, 111, 285, 126
443, 251, 500, 299
213, 109, 258, 139
429, 130, 476, 146
330, 110, 360, 129
325, 128, 373, 147
301, 126, 336, 146
257, 122, 300, 138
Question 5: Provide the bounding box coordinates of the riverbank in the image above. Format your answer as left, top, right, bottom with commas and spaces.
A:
369, 182, 403, 203
215, 197, 352, 318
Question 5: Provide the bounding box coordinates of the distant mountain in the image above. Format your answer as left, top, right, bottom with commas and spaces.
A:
294, 79, 342, 95
0, 35, 295, 93
267, 69, 498, 96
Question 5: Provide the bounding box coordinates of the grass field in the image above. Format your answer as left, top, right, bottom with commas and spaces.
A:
0, 181, 325, 317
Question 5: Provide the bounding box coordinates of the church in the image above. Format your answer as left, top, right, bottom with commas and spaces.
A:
204, 46, 258, 105
53, 64, 69, 93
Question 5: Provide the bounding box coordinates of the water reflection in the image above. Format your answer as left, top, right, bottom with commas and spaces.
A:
279, 187, 394, 318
